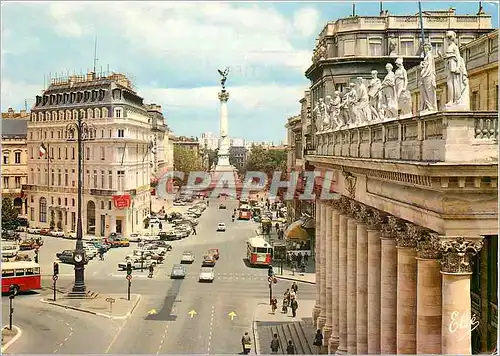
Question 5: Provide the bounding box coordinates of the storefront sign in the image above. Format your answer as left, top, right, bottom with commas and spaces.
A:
112, 195, 131, 209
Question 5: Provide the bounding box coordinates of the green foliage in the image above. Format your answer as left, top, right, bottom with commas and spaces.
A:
244, 145, 287, 177
1, 198, 19, 231
173, 145, 204, 176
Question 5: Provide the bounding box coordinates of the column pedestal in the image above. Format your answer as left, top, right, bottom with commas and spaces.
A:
367, 228, 381, 354
397, 247, 417, 354
356, 223, 368, 354
336, 215, 348, 354
317, 203, 327, 330
346, 218, 357, 354
323, 206, 333, 354
328, 210, 340, 354
380, 236, 397, 354
416, 258, 442, 354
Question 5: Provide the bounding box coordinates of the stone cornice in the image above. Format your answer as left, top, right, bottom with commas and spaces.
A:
433, 236, 484, 274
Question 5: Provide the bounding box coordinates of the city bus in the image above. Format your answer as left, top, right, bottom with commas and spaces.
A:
238, 204, 252, 220
1, 261, 42, 294
246, 236, 272, 266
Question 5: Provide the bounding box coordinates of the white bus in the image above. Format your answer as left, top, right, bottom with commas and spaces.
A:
246, 236, 272, 266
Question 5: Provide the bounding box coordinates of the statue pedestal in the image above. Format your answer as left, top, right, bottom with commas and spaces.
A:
444, 102, 470, 111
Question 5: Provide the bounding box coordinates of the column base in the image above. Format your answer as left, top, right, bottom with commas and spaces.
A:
317, 315, 327, 330
335, 348, 347, 354
313, 305, 321, 325
322, 326, 332, 354
328, 336, 339, 355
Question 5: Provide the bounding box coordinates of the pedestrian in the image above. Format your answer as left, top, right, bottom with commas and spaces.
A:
275, 222, 279, 232
290, 297, 298, 317
300, 261, 306, 274
291, 282, 298, 294
313, 329, 323, 354
148, 264, 154, 278
282, 296, 289, 314
241, 332, 252, 354
192, 227, 197, 235
286, 340, 296, 354
271, 297, 278, 314
297, 252, 303, 265
270, 334, 280, 354
159, 222, 163, 230
303, 252, 309, 264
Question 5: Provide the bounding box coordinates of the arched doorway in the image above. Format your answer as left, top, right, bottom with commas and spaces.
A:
13, 197, 22, 215
86, 201, 96, 235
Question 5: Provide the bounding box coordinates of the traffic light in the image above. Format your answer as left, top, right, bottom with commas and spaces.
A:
126, 261, 132, 275
268, 265, 274, 277
9, 284, 17, 297
53, 262, 59, 276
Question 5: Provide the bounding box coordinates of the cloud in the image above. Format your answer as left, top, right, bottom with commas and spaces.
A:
293, 8, 320, 37
1, 80, 42, 111
45, 2, 312, 73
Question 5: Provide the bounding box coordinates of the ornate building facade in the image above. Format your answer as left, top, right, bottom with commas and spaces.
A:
295, 8, 497, 355
24, 72, 155, 237
1, 108, 29, 215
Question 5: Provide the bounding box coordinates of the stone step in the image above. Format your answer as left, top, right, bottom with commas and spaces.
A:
292, 322, 313, 354
64, 290, 99, 299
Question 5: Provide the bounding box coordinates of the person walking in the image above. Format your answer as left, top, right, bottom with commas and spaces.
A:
286, 340, 296, 354
270, 334, 280, 354
241, 332, 252, 354
290, 297, 298, 318
303, 252, 309, 264
291, 282, 298, 294
271, 297, 278, 314
313, 329, 324, 354
192, 226, 197, 235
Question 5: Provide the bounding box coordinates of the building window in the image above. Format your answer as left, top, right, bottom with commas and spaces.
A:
39, 197, 47, 223
65, 147, 68, 159
86, 170, 90, 187
369, 40, 382, 56
58, 147, 61, 159
3, 177, 9, 188
65, 170, 68, 186
471, 90, 480, 111
65, 198, 68, 206
72, 147, 75, 160
101, 147, 105, 160
30, 147, 34, 159
100, 201, 104, 209
101, 170, 105, 188
115, 108, 122, 118
400, 40, 414, 56
58, 169, 62, 186
117, 147, 124, 162
14, 152, 21, 163
15, 177, 21, 189
109, 201, 112, 210
496, 85, 499, 111
51, 169, 55, 185
117, 170, 125, 190
431, 41, 443, 57
93, 170, 98, 188
51, 131, 54, 139
3, 153, 9, 164
118, 129, 124, 138
50, 147, 54, 159
108, 171, 113, 189
57, 197, 61, 205
72, 198, 75, 207
72, 169, 76, 187
30, 207, 34, 221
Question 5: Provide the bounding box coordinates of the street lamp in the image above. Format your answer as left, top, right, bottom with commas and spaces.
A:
65, 114, 95, 296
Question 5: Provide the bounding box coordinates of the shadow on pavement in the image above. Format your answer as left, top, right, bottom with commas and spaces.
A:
144, 279, 181, 321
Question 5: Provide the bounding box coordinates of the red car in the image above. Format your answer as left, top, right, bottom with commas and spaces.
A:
208, 248, 220, 260
40, 228, 51, 235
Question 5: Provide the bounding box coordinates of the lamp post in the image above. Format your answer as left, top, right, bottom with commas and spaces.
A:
66, 114, 95, 296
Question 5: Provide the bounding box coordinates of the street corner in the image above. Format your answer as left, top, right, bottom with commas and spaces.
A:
39, 293, 142, 320
1, 325, 22, 353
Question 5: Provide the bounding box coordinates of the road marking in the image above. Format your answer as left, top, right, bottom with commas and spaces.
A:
156, 324, 169, 355
208, 305, 215, 354
104, 317, 130, 353
188, 309, 197, 318
46, 315, 74, 354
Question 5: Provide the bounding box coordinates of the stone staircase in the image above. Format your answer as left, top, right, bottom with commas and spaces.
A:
256, 321, 314, 354
65, 290, 99, 299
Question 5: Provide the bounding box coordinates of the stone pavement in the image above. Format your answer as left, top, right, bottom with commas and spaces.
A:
253, 300, 316, 355
41, 293, 141, 320
1, 325, 22, 352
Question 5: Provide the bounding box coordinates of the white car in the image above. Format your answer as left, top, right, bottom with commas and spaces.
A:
118, 258, 156, 270
199, 267, 215, 282
1, 245, 19, 258
27, 227, 39, 234
173, 201, 186, 206
217, 223, 226, 232
84, 244, 97, 258
180, 252, 195, 263
140, 232, 160, 242
149, 217, 161, 225
50, 231, 65, 237
67, 231, 77, 239
128, 233, 141, 242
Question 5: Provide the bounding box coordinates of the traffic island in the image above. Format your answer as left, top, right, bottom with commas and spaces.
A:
41, 293, 141, 320
1, 325, 22, 352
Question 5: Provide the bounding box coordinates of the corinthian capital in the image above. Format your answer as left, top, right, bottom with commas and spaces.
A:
396, 222, 422, 248
365, 210, 385, 230
433, 236, 484, 274
349, 200, 360, 219
337, 196, 351, 215
355, 204, 370, 223
416, 232, 441, 259
381, 216, 406, 240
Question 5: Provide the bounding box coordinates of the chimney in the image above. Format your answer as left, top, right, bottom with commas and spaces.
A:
87, 72, 96, 81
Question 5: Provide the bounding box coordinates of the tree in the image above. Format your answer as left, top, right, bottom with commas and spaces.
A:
173, 146, 204, 181
244, 145, 287, 178
1, 198, 19, 231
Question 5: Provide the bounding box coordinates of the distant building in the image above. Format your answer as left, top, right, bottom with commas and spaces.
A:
2, 108, 29, 215
171, 135, 201, 157
145, 104, 168, 175
200, 132, 219, 151
229, 146, 248, 171
230, 137, 245, 147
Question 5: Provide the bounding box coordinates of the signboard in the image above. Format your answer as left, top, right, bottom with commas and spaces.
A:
52, 275, 58, 281
112, 195, 131, 209
126, 274, 132, 280
273, 244, 287, 261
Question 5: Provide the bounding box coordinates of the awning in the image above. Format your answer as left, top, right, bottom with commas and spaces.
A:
284, 220, 310, 240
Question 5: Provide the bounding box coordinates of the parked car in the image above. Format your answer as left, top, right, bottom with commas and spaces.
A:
151, 240, 172, 253
1, 244, 19, 258
67, 231, 77, 239
19, 239, 42, 251
118, 257, 156, 271
173, 200, 186, 206
219, 204, 227, 209
181, 252, 195, 263
50, 230, 65, 238
199, 267, 215, 282
217, 223, 226, 232
202, 254, 216, 267
128, 233, 141, 242
40, 228, 51, 235
27, 227, 39, 234
171, 264, 187, 279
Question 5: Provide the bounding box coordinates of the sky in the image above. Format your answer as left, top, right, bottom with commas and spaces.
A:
1, 1, 498, 142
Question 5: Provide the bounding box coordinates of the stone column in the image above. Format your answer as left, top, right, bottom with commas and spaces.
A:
346, 201, 358, 354
322, 205, 333, 353
317, 203, 327, 330
336, 200, 349, 354
328, 206, 340, 354
396, 221, 418, 354
355, 205, 369, 354
366, 211, 382, 354
313, 202, 322, 324
435, 236, 484, 355
380, 218, 397, 354
415, 233, 442, 354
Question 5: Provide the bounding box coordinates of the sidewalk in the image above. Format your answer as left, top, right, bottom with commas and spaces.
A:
1, 325, 22, 352
41, 293, 141, 320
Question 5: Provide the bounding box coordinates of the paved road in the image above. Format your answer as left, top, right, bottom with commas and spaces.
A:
3, 197, 315, 354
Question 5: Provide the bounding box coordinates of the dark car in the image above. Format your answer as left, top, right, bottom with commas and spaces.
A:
56, 250, 89, 264
153, 240, 173, 251
170, 264, 187, 279
219, 204, 227, 209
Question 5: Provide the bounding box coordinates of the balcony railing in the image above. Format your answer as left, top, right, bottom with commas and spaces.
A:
310, 111, 498, 163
